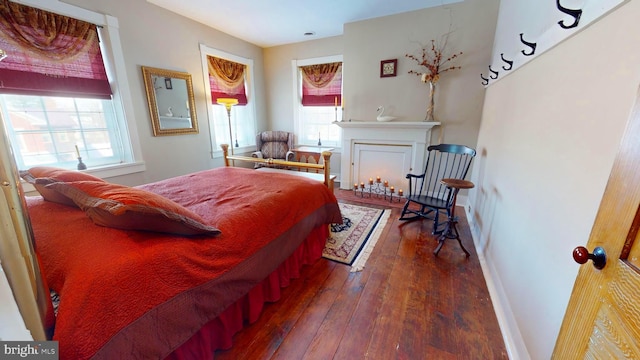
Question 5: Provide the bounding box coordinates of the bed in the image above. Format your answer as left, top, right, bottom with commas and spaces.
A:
24, 165, 341, 359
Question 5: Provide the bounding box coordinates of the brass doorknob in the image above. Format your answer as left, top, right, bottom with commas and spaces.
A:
572, 246, 606, 270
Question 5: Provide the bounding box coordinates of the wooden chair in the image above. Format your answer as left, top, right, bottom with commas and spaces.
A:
399, 144, 476, 234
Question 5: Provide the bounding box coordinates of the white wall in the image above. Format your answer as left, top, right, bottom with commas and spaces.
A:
263, 0, 500, 186
343, 0, 499, 148
469, 0, 640, 358
64, 0, 267, 185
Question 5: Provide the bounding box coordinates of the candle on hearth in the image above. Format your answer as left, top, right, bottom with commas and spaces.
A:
75, 145, 80, 158
398, 189, 403, 196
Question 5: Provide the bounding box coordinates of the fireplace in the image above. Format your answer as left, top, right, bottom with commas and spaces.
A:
334, 121, 440, 190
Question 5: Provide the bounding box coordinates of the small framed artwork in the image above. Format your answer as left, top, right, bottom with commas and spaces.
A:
164, 77, 173, 89
380, 59, 397, 78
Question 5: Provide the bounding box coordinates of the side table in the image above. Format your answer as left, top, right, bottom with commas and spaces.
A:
293, 146, 334, 173
434, 178, 474, 257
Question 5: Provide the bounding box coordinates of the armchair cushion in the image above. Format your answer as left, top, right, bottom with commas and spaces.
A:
256, 131, 293, 159
254, 131, 295, 168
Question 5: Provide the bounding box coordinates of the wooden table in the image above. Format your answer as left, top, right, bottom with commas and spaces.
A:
434, 178, 475, 257
293, 146, 334, 173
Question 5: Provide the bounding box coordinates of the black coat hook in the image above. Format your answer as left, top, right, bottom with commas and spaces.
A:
556, 0, 582, 29
500, 53, 513, 71
480, 74, 489, 86
519, 33, 537, 56
489, 66, 499, 80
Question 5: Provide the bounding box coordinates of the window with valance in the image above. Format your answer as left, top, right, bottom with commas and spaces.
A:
300, 62, 342, 107
207, 55, 247, 105
294, 57, 343, 148
0, 0, 112, 99
200, 45, 256, 156
0, 0, 136, 171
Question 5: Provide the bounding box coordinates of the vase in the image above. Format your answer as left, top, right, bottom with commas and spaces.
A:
425, 81, 436, 122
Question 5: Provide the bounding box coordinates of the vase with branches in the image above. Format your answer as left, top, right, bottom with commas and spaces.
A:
406, 37, 462, 121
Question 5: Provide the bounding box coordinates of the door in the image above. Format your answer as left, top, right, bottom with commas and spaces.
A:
553, 87, 640, 357
0, 112, 50, 340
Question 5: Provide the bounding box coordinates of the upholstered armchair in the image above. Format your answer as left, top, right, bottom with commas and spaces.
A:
252, 131, 295, 168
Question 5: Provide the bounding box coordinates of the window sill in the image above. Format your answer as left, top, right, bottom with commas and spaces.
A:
83, 161, 146, 179
212, 145, 256, 158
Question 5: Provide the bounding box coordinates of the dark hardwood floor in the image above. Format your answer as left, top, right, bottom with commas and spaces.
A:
215, 188, 508, 359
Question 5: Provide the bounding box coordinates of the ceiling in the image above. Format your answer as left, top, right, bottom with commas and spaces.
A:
146, 0, 462, 48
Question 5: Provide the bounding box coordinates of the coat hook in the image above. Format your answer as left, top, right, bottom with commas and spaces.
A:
480, 74, 489, 86
519, 33, 537, 56
489, 66, 499, 80
556, 0, 582, 29
500, 53, 513, 71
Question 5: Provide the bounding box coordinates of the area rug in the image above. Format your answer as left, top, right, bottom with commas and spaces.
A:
324, 203, 391, 272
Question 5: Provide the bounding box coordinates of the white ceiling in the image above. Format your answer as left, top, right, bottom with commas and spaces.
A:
146, 0, 462, 48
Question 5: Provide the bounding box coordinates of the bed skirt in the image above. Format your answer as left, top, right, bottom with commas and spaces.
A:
166, 225, 328, 359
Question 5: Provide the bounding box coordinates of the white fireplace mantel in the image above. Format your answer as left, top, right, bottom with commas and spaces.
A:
334, 121, 440, 190
333, 121, 440, 130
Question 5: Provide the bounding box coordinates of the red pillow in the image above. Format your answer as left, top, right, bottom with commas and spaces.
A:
44, 181, 221, 236
20, 166, 105, 207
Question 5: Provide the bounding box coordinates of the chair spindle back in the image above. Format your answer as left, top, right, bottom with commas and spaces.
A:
420, 144, 476, 203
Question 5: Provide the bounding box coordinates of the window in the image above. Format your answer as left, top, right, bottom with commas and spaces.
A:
0, 0, 142, 177
200, 44, 256, 157
0, 95, 123, 169
293, 55, 343, 148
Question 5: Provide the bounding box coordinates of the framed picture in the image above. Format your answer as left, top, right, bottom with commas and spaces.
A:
380, 59, 397, 78
164, 77, 173, 89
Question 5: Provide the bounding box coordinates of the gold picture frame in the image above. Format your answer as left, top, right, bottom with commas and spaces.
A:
141, 66, 198, 136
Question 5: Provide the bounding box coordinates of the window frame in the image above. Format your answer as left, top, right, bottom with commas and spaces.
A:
292, 55, 343, 150
7, 0, 145, 181
199, 44, 257, 158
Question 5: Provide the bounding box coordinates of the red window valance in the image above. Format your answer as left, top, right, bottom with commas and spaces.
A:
300, 62, 342, 106
207, 55, 247, 105
0, 0, 112, 99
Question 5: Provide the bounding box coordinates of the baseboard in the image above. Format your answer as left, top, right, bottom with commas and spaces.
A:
465, 207, 531, 360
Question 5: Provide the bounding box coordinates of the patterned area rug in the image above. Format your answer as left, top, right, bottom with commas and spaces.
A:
324, 203, 391, 272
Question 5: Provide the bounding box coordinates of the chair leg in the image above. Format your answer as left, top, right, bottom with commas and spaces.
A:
432, 209, 443, 235
399, 200, 411, 218
434, 214, 471, 257
399, 200, 420, 221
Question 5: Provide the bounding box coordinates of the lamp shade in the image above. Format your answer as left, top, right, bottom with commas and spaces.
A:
217, 98, 238, 110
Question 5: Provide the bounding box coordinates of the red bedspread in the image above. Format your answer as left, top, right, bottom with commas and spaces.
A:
27, 167, 341, 359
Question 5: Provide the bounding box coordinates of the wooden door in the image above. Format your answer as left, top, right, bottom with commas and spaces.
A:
553, 87, 640, 358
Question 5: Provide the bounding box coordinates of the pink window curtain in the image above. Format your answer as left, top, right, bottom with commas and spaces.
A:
207, 56, 247, 105
300, 62, 342, 106
0, 0, 112, 99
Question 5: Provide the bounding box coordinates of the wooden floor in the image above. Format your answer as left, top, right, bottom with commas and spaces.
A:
215, 188, 508, 359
